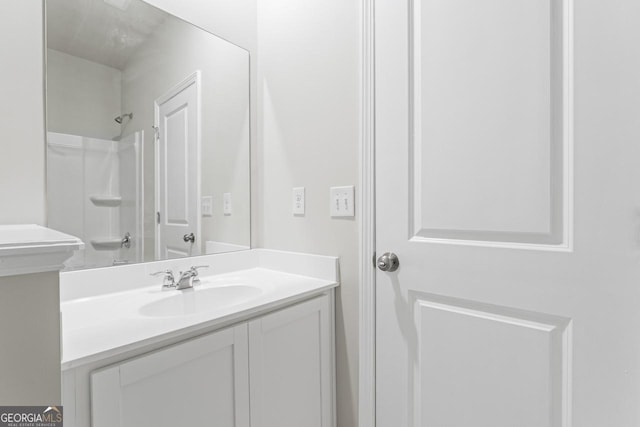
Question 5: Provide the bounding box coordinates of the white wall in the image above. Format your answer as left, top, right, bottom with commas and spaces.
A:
46, 49, 122, 140
0, 0, 46, 225
0, 0, 61, 405
257, 1, 361, 426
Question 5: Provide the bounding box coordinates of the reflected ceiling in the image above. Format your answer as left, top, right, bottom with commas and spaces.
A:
47, 0, 168, 69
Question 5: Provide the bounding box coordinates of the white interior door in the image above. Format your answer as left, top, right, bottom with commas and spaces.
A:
375, 0, 640, 426
155, 72, 201, 259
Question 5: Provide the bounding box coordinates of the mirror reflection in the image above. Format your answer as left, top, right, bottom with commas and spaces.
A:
46, 0, 251, 270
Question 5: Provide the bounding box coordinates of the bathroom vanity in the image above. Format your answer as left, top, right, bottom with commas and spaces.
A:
60, 250, 338, 427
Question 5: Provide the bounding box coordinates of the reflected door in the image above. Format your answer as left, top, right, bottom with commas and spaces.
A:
155, 72, 201, 259
375, 0, 640, 426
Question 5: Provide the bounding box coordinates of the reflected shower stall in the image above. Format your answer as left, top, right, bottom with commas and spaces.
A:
47, 131, 144, 269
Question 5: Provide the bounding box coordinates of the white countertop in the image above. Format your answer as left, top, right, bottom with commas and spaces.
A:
61, 267, 337, 370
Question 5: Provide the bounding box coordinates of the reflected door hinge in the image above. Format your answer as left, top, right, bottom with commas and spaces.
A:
157, 211, 161, 224
152, 125, 160, 141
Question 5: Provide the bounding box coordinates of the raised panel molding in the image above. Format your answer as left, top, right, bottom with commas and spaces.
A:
411, 292, 572, 427
409, 0, 573, 250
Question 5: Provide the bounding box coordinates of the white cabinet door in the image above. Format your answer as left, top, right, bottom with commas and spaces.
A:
91, 324, 249, 427
249, 294, 334, 427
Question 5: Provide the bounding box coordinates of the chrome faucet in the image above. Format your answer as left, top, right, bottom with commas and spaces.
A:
175, 265, 209, 290
151, 266, 208, 290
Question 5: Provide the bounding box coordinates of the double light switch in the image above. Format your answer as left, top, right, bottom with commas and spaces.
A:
330, 186, 355, 217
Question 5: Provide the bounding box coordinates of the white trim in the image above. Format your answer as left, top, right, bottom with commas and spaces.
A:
137, 131, 145, 262
154, 70, 202, 106
154, 70, 202, 260
415, 300, 558, 333
563, 0, 575, 254
0, 224, 83, 277
408, 236, 573, 252
359, 0, 376, 425
154, 106, 160, 260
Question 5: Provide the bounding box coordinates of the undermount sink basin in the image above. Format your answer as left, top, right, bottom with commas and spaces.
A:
139, 285, 262, 317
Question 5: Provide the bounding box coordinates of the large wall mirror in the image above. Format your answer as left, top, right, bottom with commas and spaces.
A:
45, 0, 251, 270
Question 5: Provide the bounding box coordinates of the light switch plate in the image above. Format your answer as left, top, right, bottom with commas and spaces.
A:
223, 193, 232, 215
293, 187, 305, 215
201, 196, 213, 216
330, 186, 355, 217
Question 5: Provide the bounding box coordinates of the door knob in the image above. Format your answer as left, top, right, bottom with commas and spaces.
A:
121, 232, 132, 249
377, 252, 399, 272
183, 233, 196, 243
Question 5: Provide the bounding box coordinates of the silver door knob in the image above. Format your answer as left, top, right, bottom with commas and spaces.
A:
121, 232, 132, 249
183, 233, 196, 243
377, 252, 399, 272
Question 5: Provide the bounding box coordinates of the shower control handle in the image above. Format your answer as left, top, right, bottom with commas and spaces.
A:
183, 233, 196, 244
377, 252, 399, 272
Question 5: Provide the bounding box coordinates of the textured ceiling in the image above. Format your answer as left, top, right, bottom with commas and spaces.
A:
47, 0, 169, 70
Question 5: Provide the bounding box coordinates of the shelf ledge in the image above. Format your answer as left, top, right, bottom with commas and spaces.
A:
0, 224, 84, 277
90, 239, 123, 251
89, 196, 122, 207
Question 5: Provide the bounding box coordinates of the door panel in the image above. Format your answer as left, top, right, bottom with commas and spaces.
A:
91, 325, 249, 427
375, 0, 640, 426
156, 72, 201, 259
165, 107, 189, 225
248, 295, 334, 427
412, 293, 570, 427
411, 0, 568, 245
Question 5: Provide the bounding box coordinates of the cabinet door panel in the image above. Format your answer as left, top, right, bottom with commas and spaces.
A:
91, 325, 249, 427
249, 294, 334, 427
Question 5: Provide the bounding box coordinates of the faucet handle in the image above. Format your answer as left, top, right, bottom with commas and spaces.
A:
150, 269, 174, 276
186, 265, 209, 278
190, 265, 209, 274
182, 265, 209, 288
150, 269, 175, 288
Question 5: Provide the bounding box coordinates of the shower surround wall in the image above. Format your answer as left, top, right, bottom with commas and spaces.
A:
47, 132, 142, 269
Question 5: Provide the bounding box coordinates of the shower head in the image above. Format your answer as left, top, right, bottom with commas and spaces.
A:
114, 112, 133, 124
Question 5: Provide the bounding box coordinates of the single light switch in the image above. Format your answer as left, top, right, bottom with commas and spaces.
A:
293, 187, 305, 215
223, 193, 232, 215
330, 186, 355, 217
201, 196, 213, 216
